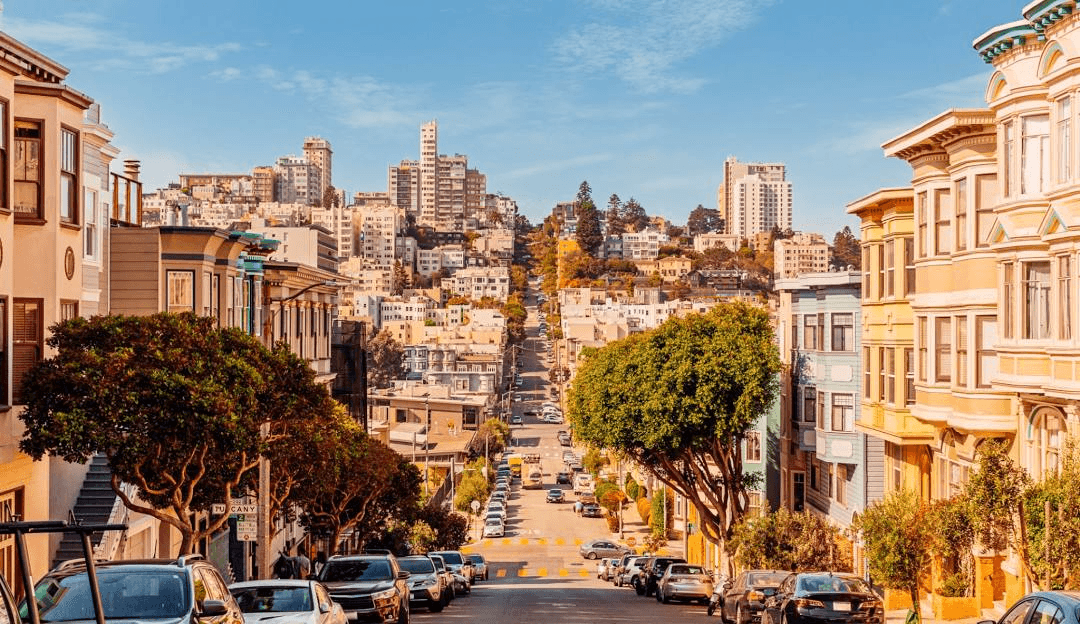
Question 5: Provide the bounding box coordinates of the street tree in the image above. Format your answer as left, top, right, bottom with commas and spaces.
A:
568, 302, 781, 554
730, 508, 852, 572
367, 328, 405, 388
856, 490, 932, 622
606, 194, 624, 235
576, 201, 604, 256
621, 197, 649, 232
18, 313, 330, 555
967, 439, 1035, 584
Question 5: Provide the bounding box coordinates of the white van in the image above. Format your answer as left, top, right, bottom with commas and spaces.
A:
573, 473, 593, 494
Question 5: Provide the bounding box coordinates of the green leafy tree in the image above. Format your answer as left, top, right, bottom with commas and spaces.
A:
686, 204, 722, 235
568, 302, 781, 551
576, 202, 604, 256
583, 448, 608, 476
322, 185, 339, 209
625, 478, 640, 501
857, 490, 932, 623
392, 260, 408, 295
730, 508, 852, 572
967, 439, 1035, 585
576, 180, 593, 205
18, 313, 333, 555
831, 225, 861, 269
367, 328, 405, 388
454, 459, 491, 516
650, 490, 672, 538
475, 418, 511, 460
1023, 439, 1080, 589
606, 194, 624, 235
927, 496, 975, 596
621, 197, 649, 232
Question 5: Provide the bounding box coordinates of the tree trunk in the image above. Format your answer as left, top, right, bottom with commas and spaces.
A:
908, 587, 921, 624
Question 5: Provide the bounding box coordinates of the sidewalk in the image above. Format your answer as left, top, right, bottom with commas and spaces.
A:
885, 608, 990, 624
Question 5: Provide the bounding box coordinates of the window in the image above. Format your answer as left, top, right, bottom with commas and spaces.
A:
463, 407, 479, 429
884, 240, 894, 297
1003, 262, 1014, 339
12, 299, 42, 405
0, 299, 7, 405
955, 178, 968, 251
1003, 121, 1014, 197
917, 192, 927, 257
832, 394, 854, 432
1059, 256, 1072, 340
817, 313, 825, 351
935, 317, 952, 383
817, 391, 825, 431
1028, 405, 1062, 479
904, 237, 915, 296
904, 348, 915, 405
935, 188, 952, 255
835, 465, 847, 506
876, 244, 885, 299
831, 313, 853, 352
957, 317, 968, 387
918, 317, 928, 382
1021, 115, 1050, 195
1023, 261, 1052, 339
0, 100, 7, 211
888, 443, 903, 491
823, 461, 833, 497
211, 274, 220, 326
1034, 599, 1064, 624
791, 314, 798, 351
14, 120, 42, 219
60, 300, 78, 322
803, 315, 817, 350
864, 347, 871, 399
886, 347, 896, 404
803, 387, 815, 424
166, 271, 194, 313
976, 175, 999, 248
84, 189, 97, 260
746, 491, 763, 517
744, 430, 762, 463
862, 245, 870, 298
60, 128, 78, 224
977, 316, 997, 388
1060, 97, 1072, 182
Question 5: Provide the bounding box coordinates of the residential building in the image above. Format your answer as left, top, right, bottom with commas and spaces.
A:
774, 232, 831, 278
417, 245, 465, 277
621, 228, 669, 260
442, 266, 510, 300
354, 200, 399, 267
247, 221, 339, 273
252, 166, 275, 202
303, 136, 332, 201
718, 156, 791, 238
634, 256, 692, 283
777, 270, 879, 571
310, 203, 354, 259
693, 232, 740, 253
273, 155, 320, 206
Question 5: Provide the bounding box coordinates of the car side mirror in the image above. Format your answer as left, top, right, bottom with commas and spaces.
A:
398, 570, 411, 580
199, 600, 228, 617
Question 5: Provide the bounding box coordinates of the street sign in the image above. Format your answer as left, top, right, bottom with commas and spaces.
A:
235, 514, 257, 541
211, 504, 226, 515
470, 500, 480, 513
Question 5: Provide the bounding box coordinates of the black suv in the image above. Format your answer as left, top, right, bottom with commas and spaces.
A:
636, 556, 687, 597
317, 554, 410, 623
25, 555, 243, 624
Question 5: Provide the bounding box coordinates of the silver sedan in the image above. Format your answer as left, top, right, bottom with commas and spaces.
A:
229, 579, 347, 624
656, 563, 714, 605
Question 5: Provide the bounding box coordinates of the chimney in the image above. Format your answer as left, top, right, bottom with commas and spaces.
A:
123, 159, 141, 181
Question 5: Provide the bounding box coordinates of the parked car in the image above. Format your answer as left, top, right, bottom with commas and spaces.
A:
546, 489, 566, 503
427, 555, 455, 603
579, 539, 631, 560
613, 554, 644, 587
655, 563, 714, 605
510, 414, 522, 424
466, 554, 488, 582
637, 556, 687, 597
761, 572, 883, 624
597, 557, 621, 582
230, 579, 348, 624
426, 551, 473, 595
581, 502, 603, 518
978, 592, 1080, 624
393, 556, 444, 613
317, 553, 411, 624
29, 555, 244, 624
483, 519, 505, 538
720, 570, 790, 624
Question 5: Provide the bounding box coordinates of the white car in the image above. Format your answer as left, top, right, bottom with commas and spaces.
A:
229, 580, 346, 624
483, 519, 505, 538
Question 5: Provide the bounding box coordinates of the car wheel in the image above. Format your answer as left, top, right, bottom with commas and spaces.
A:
396, 597, 410, 624
661, 588, 670, 604
737, 603, 744, 624
428, 599, 443, 613
587, 552, 597, 560
485, 571, 489, 581
634, 578, 645, 595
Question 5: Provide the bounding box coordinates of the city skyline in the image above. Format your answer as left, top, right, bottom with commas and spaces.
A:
3, 0, 1019, 233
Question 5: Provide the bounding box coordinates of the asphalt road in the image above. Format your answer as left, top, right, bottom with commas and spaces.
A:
410, 290, 713, 622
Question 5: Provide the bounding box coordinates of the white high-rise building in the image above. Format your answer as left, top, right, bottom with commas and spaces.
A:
273, 155, 321, 206
303, 137, 333, 201
310, 203, 354, 259
420, 120, 438, 226
718, 156, 792, 238
357, 203, 400, 268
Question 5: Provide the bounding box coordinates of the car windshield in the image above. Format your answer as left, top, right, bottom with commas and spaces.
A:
468, 555, 485, 564
748, 572, 789, 586
397, 558, 435, 574
669, 565, 706, 576
432, 552, 463, 566
232, 587, 312, 613
29, 570, 189, 622
430, 558, 446, 572
321, 560, 392, 581
797, 576, 871, 594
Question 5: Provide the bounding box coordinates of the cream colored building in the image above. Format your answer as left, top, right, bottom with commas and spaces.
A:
719, 156, 792, 238
693, 232, 740, 253
774, 232, 830, 278
303, 136, 332, 201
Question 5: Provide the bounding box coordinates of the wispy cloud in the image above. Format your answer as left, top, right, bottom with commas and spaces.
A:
552, 0, 776, 94
249, 65, 421, 129
502, 153, 615, 179
899, 71, 993, 106
1, 15, 241, 74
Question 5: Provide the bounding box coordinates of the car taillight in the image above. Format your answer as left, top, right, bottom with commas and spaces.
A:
747, 591, 764, 601
795, 599, 826, 610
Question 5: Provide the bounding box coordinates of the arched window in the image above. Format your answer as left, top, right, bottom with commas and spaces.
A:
1028, 407, 1065, 480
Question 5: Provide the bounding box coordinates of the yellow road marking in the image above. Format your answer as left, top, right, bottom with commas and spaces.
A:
538, 567, 548, 576
501, 538, 511, 546
519, 538, 529, 545
537, 538, 547, 545
461, 546, 473, 554
578, 569, 589, 577
518, 568, 529, 577
559, 569, 569, 577
555, 538, 565, 545
573, 538, 583, 545
496, 569, 507, 578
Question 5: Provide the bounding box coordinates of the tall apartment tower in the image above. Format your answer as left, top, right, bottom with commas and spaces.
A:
420, 121, 438, 225
274, 155, 320, 205
303, 137, 333, 201
718, 156, 791, 238
252, 166, 275, 202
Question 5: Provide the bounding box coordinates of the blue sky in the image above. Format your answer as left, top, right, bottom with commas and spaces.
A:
2, 0, 1023, 235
